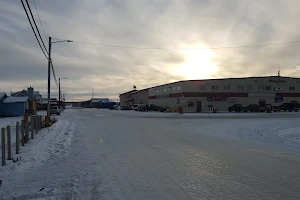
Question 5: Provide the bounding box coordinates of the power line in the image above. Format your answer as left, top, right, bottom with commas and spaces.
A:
20, 0, 48, 58
68, 39, 300, 51
32, 0, 48, 40
50, 60, 59, 87
25, 0, 48, 54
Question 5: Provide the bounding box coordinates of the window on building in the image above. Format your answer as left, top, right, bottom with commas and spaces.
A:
212, 85, 220, 90
290, 86, 295, 91
199, 85, 206, 90
265, 86, 271, 91
246, 85, 253, 91
237, 85, 244, 91
155, 89, 158, 93
159, 89, 162, 93
173, 86, 176, 91
177, 86, 181, 91
164, 88, 167, 92
177, 98, 180, 104
167, 87, 170, 92
224, 85, 230, 90
188, 102, 195, 107
258, 85, 264, 91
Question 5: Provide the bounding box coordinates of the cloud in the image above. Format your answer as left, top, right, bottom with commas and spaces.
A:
1, 0, 300, 100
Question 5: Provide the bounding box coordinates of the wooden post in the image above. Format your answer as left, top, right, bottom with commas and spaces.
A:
2, 128, 5, 166
35, 116, 38, 134
16, 122, 20, 154
30, 116, 34, 139
37, 116, 40, 130
7, 126, 12, 160
21, 120, 25, 146
25, 120, 29, 143
40, 116, 42, 129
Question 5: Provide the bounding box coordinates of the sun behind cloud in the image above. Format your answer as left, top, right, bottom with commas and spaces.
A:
172, 45, 218, 80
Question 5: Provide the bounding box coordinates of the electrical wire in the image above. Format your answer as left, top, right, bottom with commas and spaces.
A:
70, 39, 300, 50
50, 60, 59, 87
32, 0, 48, 40
20, 0, 48, 58
25, 0, 48, 54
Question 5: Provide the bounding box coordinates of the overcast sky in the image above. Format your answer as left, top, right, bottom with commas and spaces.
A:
1, 0, 300, 100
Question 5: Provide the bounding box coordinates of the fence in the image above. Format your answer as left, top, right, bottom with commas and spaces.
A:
1, 115, 46, 166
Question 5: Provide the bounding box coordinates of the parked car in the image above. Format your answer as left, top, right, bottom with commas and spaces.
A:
243, 104, 259, 112
119, 105, 131, 110
110, 105, 119, 110
133, 104, 144, 111
265, 104, 272, 113
137, 104, 162, 112
50, 106, 60, 115
280, 102, 300, 112
228, 104, 243, 112
148, 104, 163, 111
137, 105, 147, 111
272, 105, 281, 112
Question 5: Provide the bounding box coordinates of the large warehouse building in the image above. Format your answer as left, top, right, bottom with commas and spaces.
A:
120, 76, 300, 112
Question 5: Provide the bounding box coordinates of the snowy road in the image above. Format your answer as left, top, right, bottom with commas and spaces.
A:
1, 108, 300, 199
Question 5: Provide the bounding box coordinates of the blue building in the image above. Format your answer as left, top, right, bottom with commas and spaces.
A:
0, 92, 8, 116
0, 96, 29, 117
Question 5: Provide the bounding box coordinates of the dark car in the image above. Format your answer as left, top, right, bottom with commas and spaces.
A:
137, 105, 147, 111
243, 104, 259, 112
280, 102, 300, 112
110, 105, 119, 110
228, 104, 243, 112
272, 105, 281, 112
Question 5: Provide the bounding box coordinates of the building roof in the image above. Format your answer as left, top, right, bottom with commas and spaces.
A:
149, 76, 300, 89
0, 92, 6, 100
91, 98, 109, 103
119, 90, 138, 96
2, 96, 28, 103
11, 90, 27, 97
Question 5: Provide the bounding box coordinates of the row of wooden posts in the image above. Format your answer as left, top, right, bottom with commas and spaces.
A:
1, 115, 44, 166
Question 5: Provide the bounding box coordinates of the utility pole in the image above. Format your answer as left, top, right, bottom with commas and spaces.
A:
58, 77, 67, 109
47, 37, 52, 126
59, 78, 61, 109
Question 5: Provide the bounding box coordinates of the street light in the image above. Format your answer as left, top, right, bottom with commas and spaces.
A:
47, 37, 72, 125
59, 77, 67, 109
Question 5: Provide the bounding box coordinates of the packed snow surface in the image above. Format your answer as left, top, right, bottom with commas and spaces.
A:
0, 108, 299, 199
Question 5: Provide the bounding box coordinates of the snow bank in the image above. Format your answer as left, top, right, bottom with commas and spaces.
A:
0, 116, 22, 131
0, 118, 75, 173
103, 109, 300, 118
180, 117, 300, 151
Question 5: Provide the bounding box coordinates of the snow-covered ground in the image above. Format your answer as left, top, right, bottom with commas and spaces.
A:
0, 108, 300, 199
0, 116, 22, 132
104, 109, 300, 151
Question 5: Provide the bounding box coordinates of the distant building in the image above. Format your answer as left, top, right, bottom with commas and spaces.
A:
80, 98, 111, 108
12, 89, 42, 101
0, 96, 29, 116
120, 76, 300, 112
119, 90, 138, 106
119, 89, 149, 106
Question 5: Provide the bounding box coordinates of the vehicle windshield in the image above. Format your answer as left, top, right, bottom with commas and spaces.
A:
2, 1, 300, 199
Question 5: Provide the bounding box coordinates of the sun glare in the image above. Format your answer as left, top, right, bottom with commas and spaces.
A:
173, 46, 218, 80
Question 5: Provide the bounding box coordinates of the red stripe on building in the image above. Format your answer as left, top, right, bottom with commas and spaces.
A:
149, 92, 248, 99
276, 93, 300, 97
